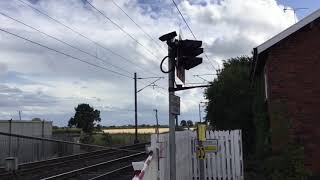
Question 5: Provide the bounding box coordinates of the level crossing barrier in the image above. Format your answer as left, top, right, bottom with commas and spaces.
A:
132, 151, 154, 180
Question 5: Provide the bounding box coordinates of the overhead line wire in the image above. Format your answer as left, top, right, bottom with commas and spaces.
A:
16, 0, 160, 77
15, 0, 167, 95
0, 28, 132, 79
0, 12, 133, 75
84, 0, 159, 59
171, 0, 219, 71
111, 0, 166, 52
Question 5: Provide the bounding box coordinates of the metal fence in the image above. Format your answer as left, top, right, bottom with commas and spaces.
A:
0, 131, 105, 166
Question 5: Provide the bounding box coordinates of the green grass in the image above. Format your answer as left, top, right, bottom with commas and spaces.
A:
89, 133, 150, 146
52, 128, 82, 134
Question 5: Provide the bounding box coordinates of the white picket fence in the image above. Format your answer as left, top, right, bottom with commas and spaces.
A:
144, 130, 244, 180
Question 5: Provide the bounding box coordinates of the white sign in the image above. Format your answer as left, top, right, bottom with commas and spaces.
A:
170, 95, 180, 115
202, 139, 219, 153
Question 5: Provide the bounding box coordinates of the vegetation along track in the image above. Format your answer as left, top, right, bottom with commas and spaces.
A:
0, 142, 148, 180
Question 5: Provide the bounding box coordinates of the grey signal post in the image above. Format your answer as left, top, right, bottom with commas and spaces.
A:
160, 31, 206, 180
168, 45, 176, 180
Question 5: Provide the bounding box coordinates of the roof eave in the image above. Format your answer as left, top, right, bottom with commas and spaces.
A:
257, 9, 320, 55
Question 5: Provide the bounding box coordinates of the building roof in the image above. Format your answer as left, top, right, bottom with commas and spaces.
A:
251, 9, 320, 80
257, 9, 320, 54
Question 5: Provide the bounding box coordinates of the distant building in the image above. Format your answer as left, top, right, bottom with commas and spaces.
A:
251, 9, 320, 178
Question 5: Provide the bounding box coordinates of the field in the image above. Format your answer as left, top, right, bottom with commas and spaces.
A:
103, 127, 169, 134
91, 133, 150, 146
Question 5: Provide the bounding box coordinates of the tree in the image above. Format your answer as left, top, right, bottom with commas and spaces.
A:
68, 104, 101, 133
32, 117, 42, 121
187, 120, 194, 127
205, 56, 255, 155
180, 120, 187, 127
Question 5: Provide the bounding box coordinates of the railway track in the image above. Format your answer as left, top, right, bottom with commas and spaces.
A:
41, 152, 145, 180
0, 143, 148, 180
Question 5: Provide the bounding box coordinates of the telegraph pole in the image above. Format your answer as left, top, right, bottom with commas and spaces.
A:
134, 73, 139, 144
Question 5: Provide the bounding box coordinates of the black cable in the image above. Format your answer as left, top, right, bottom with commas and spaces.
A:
84, 0, 158, 59
0, 12, 133, 75
0, 28, 132, 79
16, 0, 160, 77
160, 56, 174, 73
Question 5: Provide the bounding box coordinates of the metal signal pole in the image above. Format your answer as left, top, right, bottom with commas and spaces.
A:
168, 44, 176, 180
160, 30, 207, 180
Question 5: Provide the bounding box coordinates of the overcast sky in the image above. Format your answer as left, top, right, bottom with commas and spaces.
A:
0, 0, 318, 126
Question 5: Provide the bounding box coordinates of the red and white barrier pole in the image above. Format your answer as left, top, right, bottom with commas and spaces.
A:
132, 151, 153, 180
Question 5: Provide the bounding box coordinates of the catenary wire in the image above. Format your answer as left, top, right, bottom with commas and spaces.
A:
84, 0, 159, 59
0, 26, 167, 95
0, 12, 134, 75
16, 0, 161, 77
14, 0, 167, 94
111, 0, 166, 52
0, 28, 132, 79
171, 0, 219, 71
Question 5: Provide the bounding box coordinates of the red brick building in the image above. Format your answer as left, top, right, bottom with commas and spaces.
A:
251, 9, 320, 177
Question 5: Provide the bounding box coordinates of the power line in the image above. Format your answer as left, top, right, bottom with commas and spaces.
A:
0, 12, 133, 75
171, 0, 219, 71
16, 0, 160, 77
0, 28, 132, 79
14, 0, 167, 95
111, 0, 166, 52
171, 0, 197, 40
84, 0, 159, 59
138, 80, 168, 95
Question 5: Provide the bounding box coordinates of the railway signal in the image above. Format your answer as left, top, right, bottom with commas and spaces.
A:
177, 39, 203, 70
159, 31, 208, 180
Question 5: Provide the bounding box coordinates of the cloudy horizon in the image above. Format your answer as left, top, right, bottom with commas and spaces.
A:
0, 0, 309, 126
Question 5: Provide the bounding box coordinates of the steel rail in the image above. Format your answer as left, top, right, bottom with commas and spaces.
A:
88, 164, 132, 180
40, 152, 145, 180
10, 148, 143, 175
18, 142, 147, 167
0, 143, 147, 178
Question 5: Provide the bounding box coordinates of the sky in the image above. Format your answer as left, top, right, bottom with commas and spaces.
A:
0, 0, 318, 127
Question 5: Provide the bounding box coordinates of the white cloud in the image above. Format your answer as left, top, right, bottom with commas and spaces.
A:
0, 0, 295, 126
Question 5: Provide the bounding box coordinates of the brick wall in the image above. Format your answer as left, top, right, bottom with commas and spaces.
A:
265, 18, 320, 175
